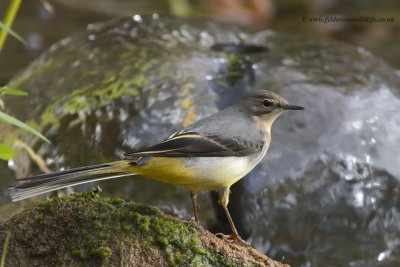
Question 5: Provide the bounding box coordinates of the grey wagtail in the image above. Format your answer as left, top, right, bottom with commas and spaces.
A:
10, 90, 304, 245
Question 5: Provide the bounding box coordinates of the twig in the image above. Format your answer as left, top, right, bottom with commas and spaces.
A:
14, 139, 52, 173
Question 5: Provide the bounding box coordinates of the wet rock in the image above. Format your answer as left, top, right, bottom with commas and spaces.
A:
3, 15, 400, 266
0, 189, 286, 267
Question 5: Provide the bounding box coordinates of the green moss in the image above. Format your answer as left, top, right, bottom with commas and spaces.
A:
121, 224, 132, 232
0, 188, 258, 266
111, 198, 124, 205
97, 233, 110, 240
35, 197, 55, 213
34, 214, 44, 223
90, 247, 111, 265
138, 216, 150, 232
131, 74, 147, 87
71, 249, 86, 260
118, 239, 125, 267
37, 72, 142, 131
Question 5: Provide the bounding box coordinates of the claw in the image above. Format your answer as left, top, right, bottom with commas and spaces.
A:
215, 233, 251, 247
190, 218, 200, 226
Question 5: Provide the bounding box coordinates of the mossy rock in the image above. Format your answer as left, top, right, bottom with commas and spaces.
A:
0, 189, 287, 267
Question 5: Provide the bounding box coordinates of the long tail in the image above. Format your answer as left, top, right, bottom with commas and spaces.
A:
10, 161, 135, 202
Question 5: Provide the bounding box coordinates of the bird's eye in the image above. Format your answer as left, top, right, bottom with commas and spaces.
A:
263, 99, 272, 107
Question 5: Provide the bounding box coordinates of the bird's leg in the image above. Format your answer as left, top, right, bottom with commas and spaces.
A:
190, 190, 199, 223
216, 187, 250, 247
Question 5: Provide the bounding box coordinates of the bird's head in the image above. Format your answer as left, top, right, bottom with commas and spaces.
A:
239, 90, 304, 132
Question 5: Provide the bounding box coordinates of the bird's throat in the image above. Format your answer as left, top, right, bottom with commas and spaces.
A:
251, 112, 283, 133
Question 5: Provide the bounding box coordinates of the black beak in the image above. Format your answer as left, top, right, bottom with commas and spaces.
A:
283, 105, 304, 110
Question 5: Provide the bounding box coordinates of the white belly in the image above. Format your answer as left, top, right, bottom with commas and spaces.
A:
179, 147, 267, 191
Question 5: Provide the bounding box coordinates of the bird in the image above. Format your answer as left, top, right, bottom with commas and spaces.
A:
10, 90, 304, 245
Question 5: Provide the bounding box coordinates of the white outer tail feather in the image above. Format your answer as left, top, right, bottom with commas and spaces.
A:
10, 164, 136, 201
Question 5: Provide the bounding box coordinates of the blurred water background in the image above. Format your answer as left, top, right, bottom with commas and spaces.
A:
1, 1, 400, 266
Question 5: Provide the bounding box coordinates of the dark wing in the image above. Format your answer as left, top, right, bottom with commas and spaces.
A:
123, 131, 264, 159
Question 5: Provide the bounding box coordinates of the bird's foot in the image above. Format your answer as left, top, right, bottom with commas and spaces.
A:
215, 233, 251, 247
190, 218, 200, 226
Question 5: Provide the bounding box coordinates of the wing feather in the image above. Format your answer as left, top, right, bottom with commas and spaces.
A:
124, 131, 264, 159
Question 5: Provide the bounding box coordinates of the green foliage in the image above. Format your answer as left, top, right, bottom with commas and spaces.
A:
0, 87, 28, 96
0, 231, 10, 267
0, 111, 50, 144
0, 144, 15, 160
0, 21, 26, 46
0, 0, 24, 51
0, 87, 50, 161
